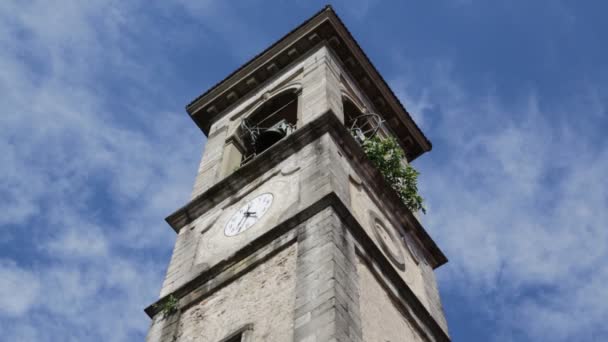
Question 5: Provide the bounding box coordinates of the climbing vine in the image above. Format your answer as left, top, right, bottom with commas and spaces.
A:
361, 136, 426, 214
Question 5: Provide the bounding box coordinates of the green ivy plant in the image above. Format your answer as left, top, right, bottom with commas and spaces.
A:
154, 294, 179, 318
361, 135, 426, 214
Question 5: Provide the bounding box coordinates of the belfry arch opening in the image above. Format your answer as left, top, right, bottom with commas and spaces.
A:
239, 90, 299, 164
344, 98, 364, 129
342, 97, 385, 143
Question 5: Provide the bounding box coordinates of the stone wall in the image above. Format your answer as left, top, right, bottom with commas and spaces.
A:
357, 256, 424, 342
293, 207, 363, 342
190, 44, 344, 200
175, 244, 298, 342
420, 261, 449, 333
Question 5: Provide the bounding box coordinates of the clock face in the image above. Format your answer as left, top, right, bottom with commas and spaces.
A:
369, 211, 405, 270
224, 193, 274, 237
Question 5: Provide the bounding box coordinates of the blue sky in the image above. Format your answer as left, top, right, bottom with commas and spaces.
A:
1, 1, 607, 341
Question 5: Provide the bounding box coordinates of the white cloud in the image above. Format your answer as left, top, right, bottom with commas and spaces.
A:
392, 60, 608, 341
44, 227, 108, 259
0, 261, 40, 317
0, 0, 209, 340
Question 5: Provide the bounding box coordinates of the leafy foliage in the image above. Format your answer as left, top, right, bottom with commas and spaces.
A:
154, 294, 179, 318
362, 136, 426, 214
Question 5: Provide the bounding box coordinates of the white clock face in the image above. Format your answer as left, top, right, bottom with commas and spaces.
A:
224, 193, 274, 237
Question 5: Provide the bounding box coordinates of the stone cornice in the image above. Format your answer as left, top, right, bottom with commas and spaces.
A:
185, 6, 431, 161
165, 110, 447, 269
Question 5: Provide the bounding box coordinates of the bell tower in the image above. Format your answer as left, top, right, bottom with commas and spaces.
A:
145, 6, 450, 342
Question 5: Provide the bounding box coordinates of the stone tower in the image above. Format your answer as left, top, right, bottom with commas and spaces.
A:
145, 6, 449, 342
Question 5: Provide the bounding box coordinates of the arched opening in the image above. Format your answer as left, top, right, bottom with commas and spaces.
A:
342, 97, 384, 143
239, 91, 299, 164
343, 98, 363, 129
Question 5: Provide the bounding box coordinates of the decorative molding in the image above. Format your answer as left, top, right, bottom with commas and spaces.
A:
226, 90, 239, 103
368, 209, 406, 271
266, 62, 279, 74
280, 165, 300, 176
206, 105, 218, 115
341, 92, 366, 115
329, 35, 340, 46
246, 77, 258, 88
403, 231, 422, 266
229, 68, 304, 122
307, 32, 320, 42
287, 47, 299, 58
207, 124, 228, 139
348, 172, 363, 187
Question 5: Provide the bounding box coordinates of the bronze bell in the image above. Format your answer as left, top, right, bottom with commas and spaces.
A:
255, 119, 292, 153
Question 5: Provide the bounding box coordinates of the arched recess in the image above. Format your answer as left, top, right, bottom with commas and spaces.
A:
342, 94, 386, 143
220, 88, 301, 176
235, 84, 302, 123
245, 88, 300, 129
342, 95, 365, 129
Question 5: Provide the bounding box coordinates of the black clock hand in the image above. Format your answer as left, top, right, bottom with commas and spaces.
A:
236, 217, 247, 233
237, 215, 246, 231
237, 204, 252, 232
244, 201, 258, 217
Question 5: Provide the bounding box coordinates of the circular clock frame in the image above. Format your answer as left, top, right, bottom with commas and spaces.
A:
224, 193, 274, 237
368, 210, 406, 270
